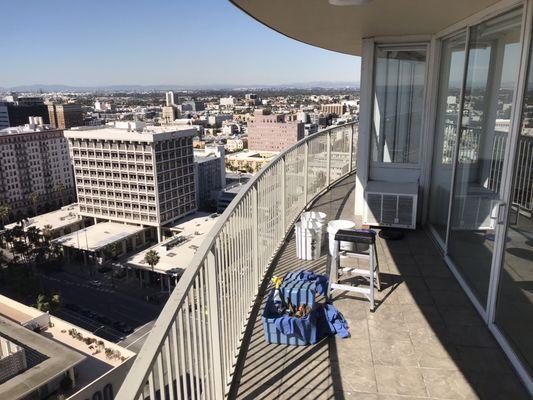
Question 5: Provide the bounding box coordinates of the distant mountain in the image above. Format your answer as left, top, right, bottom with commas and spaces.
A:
0, 81, 359, 93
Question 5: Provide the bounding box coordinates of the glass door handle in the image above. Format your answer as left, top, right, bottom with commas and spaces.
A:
496, 202, 506, 225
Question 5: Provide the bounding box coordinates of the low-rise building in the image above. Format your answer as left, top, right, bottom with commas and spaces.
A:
225, 137, 248, 152
225, 150, 277, 174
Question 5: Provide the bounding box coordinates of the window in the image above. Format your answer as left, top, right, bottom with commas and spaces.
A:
371, 46, 427, 164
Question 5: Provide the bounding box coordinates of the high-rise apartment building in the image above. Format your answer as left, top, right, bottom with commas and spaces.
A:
64, 124, 197, 237
48, 103, 84, 129
247, 109, 305, 152
0, 118, 75, 221
0, 102, 8, 129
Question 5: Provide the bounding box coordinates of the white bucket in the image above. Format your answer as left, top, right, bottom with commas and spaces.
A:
295, 222, 323, 260
327, 220, 356, 255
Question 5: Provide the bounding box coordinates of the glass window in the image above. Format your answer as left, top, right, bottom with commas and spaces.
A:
372, 46, 427, 164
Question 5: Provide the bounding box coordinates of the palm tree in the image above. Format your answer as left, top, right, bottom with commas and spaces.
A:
144, 250, 160, 273
29, 193, 39, 214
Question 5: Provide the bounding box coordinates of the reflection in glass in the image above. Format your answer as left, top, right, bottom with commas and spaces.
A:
448, 9, 523, 306
371, 47, 426, 164
428, 32, 467, 242
495, 24, 533, 377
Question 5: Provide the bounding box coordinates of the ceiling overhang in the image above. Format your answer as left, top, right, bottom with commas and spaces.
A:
230, 0, 503, 56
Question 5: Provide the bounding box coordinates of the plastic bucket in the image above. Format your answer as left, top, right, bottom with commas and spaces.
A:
327, 220, 356, 255
295, 222, 323, 260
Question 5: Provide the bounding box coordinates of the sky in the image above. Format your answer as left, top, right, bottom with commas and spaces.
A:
0, 0, 361, 88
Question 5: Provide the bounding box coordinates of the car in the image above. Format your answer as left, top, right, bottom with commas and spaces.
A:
98, 265, 113, 274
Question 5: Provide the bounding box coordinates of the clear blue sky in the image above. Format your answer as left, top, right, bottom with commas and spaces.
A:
0, 0, 361, 87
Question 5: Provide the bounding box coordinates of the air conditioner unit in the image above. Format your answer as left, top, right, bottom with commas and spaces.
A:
363, 181, 418, 229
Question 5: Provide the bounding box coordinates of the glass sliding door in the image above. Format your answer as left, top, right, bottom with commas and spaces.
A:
447, 8, 523, 307
494, 29, 533, 378
428, 32, 467, 242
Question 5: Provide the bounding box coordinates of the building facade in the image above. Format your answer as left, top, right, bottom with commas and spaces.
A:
48, 103, 84, 130
247, 109, 304, 151
0, 121, 75, 222
321, 103, 346, 116
194, 145, 226, 211
65, 125, 197, 233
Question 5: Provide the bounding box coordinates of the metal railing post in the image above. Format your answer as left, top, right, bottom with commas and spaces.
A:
251, 185, 259, 288
349, 125, 354, 171
206, 250, 225, 400
326, 130, 332, 187
280, 156, 286, 233
303, 141, 309, 206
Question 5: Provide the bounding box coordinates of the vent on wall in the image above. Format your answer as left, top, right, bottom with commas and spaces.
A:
363, 181, 418, 230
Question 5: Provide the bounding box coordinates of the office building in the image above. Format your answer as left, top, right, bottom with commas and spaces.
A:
207, 114, 232, 128
194, 145, 226, 210
48, 103, 84, 129
64, 124, 197, 239
247, 109, 304, 151
0, 102, 8, 129
0, 118, 75, 222
4, 101, 49, 127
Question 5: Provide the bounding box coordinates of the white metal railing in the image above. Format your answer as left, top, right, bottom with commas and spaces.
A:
115, 123, 357, 400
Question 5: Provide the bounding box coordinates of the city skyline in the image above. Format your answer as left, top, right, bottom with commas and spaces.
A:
0, 0, 361, 88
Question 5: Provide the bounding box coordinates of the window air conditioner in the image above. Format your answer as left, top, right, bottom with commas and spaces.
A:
363, 181, 418, 230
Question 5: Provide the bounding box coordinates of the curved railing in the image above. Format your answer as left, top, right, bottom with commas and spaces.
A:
116, 123, 357, 400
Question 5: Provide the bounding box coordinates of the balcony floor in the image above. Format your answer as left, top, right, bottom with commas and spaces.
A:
230, 177, 529, 400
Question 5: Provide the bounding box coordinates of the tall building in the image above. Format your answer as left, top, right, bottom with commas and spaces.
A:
194, 145, 226, 211
64, 124, 197, 239
165, 91, 175, 107
48, 103, 84, 129
247, 109, 305, 151
4, 98, 49, 127
0, 102, 8, 129
0, 118, 75, 222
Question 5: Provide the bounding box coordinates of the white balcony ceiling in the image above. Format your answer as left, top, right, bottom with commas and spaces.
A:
230, 0, 501, 55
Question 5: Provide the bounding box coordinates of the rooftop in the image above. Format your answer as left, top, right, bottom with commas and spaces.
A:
0, 124, 57, 136
0, 315, 85, 400
125, 212, 219, 274
53, 221, 144, 252
5, 203, 81, 233
64, 124, 196, 141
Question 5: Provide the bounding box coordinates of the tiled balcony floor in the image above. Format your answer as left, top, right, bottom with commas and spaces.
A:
229, 177, 530, 400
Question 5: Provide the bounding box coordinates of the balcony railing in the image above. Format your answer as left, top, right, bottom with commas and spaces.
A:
116, 123, 357, 400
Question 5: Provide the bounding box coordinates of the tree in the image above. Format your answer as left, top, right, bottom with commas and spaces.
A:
144, 250, 160, 273
42, 224, 53, 241
104, 242, 120, 260
0, 204, 11, 228
36, 293, 62, 312
29, 193, 39, 214
26, 226, 41, 247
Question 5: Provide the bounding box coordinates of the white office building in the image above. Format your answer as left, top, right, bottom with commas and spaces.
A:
65, 124, 197, 240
